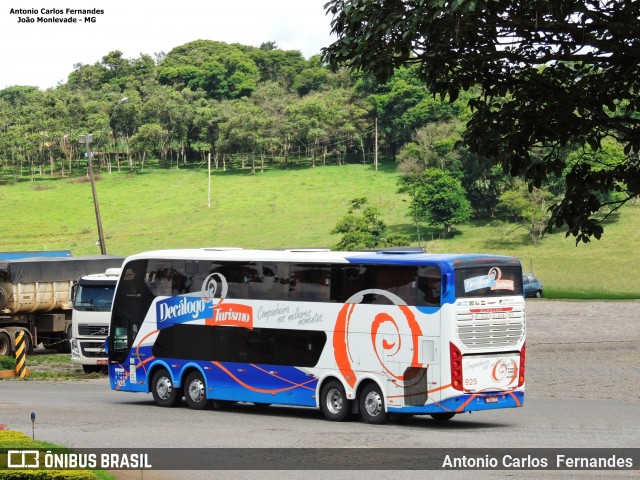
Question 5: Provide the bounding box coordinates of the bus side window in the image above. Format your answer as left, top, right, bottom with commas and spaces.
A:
171, 260, 190, 295
373, 266, 417, 305
417, 266, 442, 306
330, 266, 373, 303
145, 260, 173, 297
213, 262, 250, 299
250, 262, 289, 301
289, 264, 331, 302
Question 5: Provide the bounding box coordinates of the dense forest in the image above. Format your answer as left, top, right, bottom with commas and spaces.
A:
0, 39, 628, 242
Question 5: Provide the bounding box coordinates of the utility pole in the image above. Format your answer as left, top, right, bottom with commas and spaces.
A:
79, 134, 107, 255
374, 117, 378, 171
78, 97, 128, 255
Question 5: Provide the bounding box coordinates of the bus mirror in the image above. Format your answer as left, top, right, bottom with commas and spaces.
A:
441, 274, 449, 297
103, 337, 109, 354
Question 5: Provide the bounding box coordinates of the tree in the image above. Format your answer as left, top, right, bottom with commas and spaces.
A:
331, 197, 408, 250
396, 121, 463, 173
400, 168, 471, 237
242, 45, 307, 89
158, 40, 259, 99
358, 65, 468, 152
323, 0, 640, 243
498, 181, 556, 244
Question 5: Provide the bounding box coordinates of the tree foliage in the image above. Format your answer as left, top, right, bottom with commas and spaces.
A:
323, 0, 640, 242
498, 180, 555, 244
400, 168, 471, 236
158, 40, 259, 99
331, 197, 408, 250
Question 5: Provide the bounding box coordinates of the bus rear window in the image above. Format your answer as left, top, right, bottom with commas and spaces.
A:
455, 265, 522, 298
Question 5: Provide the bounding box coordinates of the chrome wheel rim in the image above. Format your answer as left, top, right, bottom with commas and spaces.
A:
189, 378, 205, 403
326, 388, 344, 415
156, 376, 172, 400
364, 390, 383, 417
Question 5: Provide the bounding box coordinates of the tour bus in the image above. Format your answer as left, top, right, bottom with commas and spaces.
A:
106, 248, 525, 424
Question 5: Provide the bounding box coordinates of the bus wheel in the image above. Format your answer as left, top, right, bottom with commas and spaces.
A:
430, 412, 455, 422
151, 368, 180, 407
359, 383, 387, 424
184, 371, 209, 410
320, 380, 350, 422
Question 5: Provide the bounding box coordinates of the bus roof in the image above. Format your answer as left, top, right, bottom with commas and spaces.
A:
122, 248, 520, 267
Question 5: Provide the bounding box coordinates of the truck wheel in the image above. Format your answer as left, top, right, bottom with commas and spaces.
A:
23, 334, 33, 354
0, 332, 11, 356
55, 326, 72, 354
151, 368, 180, 407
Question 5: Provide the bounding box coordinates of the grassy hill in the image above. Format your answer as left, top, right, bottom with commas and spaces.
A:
2, 163, 639, 298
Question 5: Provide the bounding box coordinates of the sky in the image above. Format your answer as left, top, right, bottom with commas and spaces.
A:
0, 0, 336, 90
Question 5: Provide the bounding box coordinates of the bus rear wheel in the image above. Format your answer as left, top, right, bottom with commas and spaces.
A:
359, 383, 387, 424
320, 380, 350, 421
151, 368, 180, 407
184, 371, 209, 410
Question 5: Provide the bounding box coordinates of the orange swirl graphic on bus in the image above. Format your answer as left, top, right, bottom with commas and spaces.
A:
334, 289, 424, 389
491, 358, 518, 386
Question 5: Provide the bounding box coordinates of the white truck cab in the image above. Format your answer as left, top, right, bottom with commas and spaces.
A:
70, 268, 121, 372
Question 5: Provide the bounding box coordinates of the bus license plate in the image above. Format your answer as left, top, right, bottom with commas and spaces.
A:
97, 359, 108, 365
485, 396, 499, 403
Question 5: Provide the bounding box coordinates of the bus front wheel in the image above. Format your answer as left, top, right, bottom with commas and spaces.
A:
184, 371, 209, 410
151, 368, 180, 407
359, 383, 387, 424
320, 380, 350, 422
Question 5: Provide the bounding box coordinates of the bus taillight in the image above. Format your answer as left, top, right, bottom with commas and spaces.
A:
450, 342, 463, 391
518, 343, 526, 387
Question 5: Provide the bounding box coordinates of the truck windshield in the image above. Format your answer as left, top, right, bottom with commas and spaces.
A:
75, 283, 116, 311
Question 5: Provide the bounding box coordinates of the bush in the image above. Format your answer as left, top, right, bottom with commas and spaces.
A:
0, 357, 15, 370
0, 431, 98, 479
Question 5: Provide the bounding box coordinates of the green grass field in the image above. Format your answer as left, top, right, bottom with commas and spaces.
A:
2, 162, 639, 298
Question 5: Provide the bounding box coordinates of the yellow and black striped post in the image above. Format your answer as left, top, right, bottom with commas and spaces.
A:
15, 331, 27, 379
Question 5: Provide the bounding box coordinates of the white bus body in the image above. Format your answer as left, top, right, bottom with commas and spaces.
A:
107, 248, 525, 423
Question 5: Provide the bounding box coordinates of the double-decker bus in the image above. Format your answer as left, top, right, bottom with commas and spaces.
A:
107, 248, 525, 424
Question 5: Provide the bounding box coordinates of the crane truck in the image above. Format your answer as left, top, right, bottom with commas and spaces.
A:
0, 256, 124, 357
